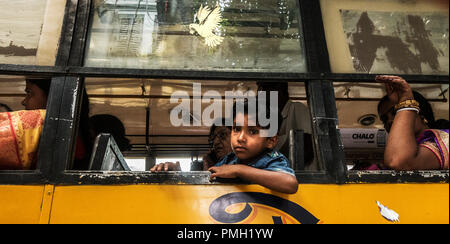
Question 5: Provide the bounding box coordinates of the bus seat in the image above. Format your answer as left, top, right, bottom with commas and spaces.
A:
89, 133, 131, 171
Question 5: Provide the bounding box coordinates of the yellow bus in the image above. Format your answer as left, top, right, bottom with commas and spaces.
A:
0, 0, 448, 224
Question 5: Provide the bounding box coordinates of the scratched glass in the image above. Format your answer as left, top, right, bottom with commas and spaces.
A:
84, 0, 307, 72
0, 0, 66, 66
321, 0, 449, 75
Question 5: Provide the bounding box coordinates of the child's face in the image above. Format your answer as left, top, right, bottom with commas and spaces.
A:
231, 113, 277, 163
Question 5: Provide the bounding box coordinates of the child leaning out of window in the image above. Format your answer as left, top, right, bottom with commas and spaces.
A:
208, 100, 299, 194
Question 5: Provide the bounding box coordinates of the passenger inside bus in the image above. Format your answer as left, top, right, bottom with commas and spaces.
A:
0, 78, 49, 170
257, 82, 316, 169
208, 100, 298, 194
0, 77, 94, 170
203, 119, 233, 170
151, 117, 232, 172
377, 75, 449, 170
0, 109, 45, 170
21, 78, 51, 110
90, 114, 131, 152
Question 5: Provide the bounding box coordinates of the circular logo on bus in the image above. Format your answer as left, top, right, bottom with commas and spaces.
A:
209, 192, 320, 224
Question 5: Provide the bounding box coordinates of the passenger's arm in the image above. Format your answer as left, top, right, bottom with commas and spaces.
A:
377, 75, 441, 170
384, 110, 440, 170
208, 164, 298, 194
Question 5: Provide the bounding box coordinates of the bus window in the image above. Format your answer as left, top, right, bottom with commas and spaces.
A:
320, 0, 449, 75
84, 0, 307, 73
81, 78, 318, 174
334, 82, 449, 171
0, 0, 66, 66
0, 75, 48, 171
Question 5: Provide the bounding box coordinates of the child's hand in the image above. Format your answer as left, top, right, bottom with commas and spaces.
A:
208, 165, 240, 180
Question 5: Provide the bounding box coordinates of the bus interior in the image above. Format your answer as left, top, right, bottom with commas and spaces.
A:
1, 75, 448, 174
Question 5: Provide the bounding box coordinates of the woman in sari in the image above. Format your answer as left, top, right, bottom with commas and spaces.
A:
377, 75, 449, 170
0, 78, 49, 170
1, 78, 94, 170
0, 110, 46, 170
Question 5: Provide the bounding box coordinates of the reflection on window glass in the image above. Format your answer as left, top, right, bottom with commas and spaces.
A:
85, 0, 306, 72
342, 10, 449, 74
321, 0, 449, 75
0, 0, 66, 66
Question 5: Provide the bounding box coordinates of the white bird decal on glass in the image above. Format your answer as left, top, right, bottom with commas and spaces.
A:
189, 4, 224, 48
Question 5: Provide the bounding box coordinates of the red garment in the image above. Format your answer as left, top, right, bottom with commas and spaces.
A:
74, 136, 87, 160
0, 110, 45, 170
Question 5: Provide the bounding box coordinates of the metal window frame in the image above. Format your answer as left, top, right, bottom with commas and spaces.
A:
0, 0, 448, 186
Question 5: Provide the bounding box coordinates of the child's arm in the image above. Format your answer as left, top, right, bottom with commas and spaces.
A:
209, 165, 299, 194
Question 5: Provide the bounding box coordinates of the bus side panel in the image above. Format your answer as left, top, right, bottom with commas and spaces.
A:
0, 185, 46, 224
48, 184, 449, 224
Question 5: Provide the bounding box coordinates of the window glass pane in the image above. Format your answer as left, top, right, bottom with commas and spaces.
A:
321, 0, 449, 75
85, 0, 307, 72
0, 0, 66, 66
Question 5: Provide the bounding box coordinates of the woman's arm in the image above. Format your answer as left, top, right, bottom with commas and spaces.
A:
384, 109, 440, 170
209, 164, 299, 194
377, 75, 441, 170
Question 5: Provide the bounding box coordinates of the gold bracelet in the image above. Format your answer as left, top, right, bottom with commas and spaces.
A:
394, 99, 420, 111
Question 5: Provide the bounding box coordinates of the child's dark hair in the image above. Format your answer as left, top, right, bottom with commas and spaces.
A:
229, 99, 282, 136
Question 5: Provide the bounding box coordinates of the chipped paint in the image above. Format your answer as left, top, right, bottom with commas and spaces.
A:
377, 201, 400, 223
348, 170, 449, 184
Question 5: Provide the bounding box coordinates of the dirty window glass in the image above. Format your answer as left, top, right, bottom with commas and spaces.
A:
321, 0, 449, 75
84, 0, 307, 72
0, 0, 66, 66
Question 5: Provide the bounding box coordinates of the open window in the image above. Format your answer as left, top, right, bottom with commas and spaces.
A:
0, 75, 54, 185
81, 78, 320, 175
335, 82, 449, 171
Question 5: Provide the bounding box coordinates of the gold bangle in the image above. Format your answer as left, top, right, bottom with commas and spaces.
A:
394, 99, 420, 111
